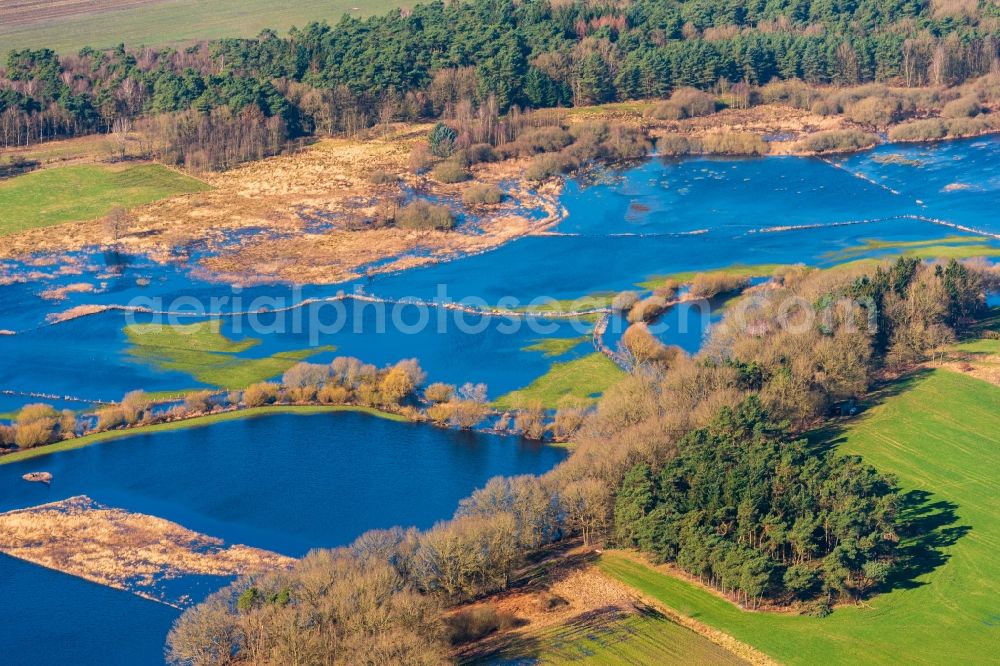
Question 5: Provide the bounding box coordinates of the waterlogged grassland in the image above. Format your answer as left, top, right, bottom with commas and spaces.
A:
477, 608, 748, 666
0, 0, 404, 52
0, 405, 406, 465
0, 164, 210, 235
599, 369, 1000, 665
637, 264, 791, 289
825, 235, 1000, 263
495, 353, 623, 409
125, 321, 334, 389
522, 336, 590, 358
127, 321, 257, 354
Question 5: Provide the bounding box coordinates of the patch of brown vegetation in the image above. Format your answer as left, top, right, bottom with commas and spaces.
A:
0, 126, 564, 285
938, 354, 1000, 386
454, 546, 773, 666
0, 495, 293, 606
38, 281, 97, 301
659, 104, 844, 152
44, 303, 115, 323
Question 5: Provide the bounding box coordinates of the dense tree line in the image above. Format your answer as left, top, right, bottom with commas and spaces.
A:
2, 0, 998, 162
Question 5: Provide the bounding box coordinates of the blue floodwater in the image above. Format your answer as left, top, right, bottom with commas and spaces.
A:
0, 411, 567, 664
1, 138, 998, 412
0, 137, 998, 664
1, 554, 177, 666
0, 412, 567, 555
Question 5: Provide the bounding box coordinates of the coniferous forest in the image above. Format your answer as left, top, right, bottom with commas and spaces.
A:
2, 0, 998, 154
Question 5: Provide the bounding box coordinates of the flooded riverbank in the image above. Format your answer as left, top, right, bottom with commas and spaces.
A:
1, 136, 998, 664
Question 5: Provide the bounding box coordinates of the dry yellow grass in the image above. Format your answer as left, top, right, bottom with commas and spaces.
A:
454, 549, 766, 666
0, 495, 293, 606
0, 126, 563, 284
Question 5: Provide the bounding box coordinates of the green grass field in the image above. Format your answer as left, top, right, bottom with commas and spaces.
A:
824, 235, 1000, 264
494, 353, 624, 409
125, 321, 334, 389
0, 0, 405, 53
0, 405, 405, 465
473, 608, 748, 665
0, 164, 209, 236
599, 368, 1000, 665
522, 336, 590, 358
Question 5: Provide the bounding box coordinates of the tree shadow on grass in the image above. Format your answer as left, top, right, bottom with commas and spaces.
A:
882, 489, 970, 592
806, 367, 971, 594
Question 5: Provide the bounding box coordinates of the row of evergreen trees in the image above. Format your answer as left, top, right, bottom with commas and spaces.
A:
2, 0, 998, 148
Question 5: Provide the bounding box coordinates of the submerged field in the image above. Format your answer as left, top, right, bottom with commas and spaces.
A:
599, 368, 1000, 665
125, 322, 335, 389
0, 164, 209, 236
0, 0, 405, 52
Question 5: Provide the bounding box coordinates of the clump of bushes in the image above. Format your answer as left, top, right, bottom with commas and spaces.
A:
700, 131, 768, 155
183, 390, 215, 414
461, 183, 504, 205
446, 604, 520, 645
945, 116, 993, 137
611, 290, 640, 313
243, 382, 280, 407
408, 142, 432, 173
367, 169, 398, 185
525, 152, 576, 181
688, 272, 751, 298
95, 405, 125, 431
657, 134, 695, 156
423, 382, 455, 403
653, 278, 681, 299
887, 116, 992, 143
513, 401, 548, 440
536, 591, 569, 612
501, 126, 573, 158
317, 384, 351, 404
941, 96, 983, 118
14, 404, 60, 449
888, 118, 948, 142
621, 323, 683, 366
803, 129, 879, 154
651, 87, 717, 120
844, 95, 903, 127
396, 200, 456, 230
628, 294, 671, 323
463, 143, 497, 164
810, 98, 841, 116
121, 390, 151, 425
431, 160, 470, 184
760, 78, 820, 110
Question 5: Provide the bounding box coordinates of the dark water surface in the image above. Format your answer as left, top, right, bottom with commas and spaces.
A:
0, 411, 567, 664
0, 412, 567, 556
1, 554, 177, 666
